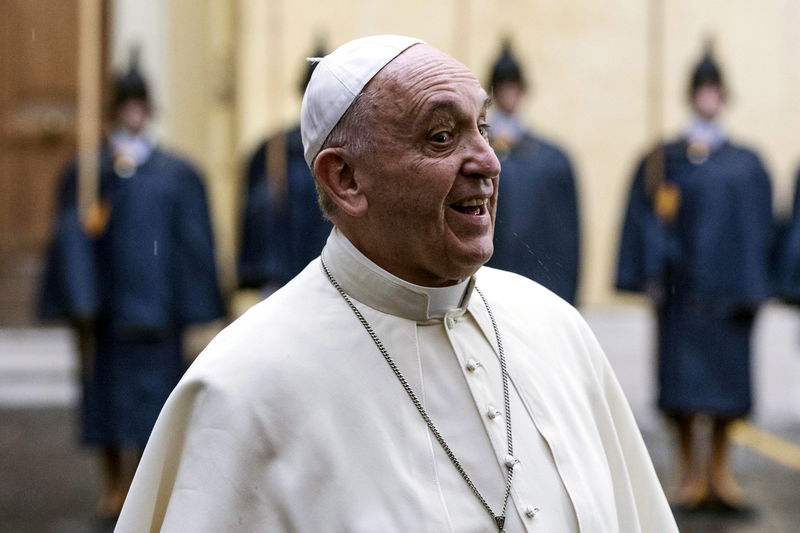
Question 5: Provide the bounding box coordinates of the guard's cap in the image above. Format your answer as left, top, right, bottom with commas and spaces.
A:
488, 39, 526, 90
298, 40, 326, 96
114, 45, 149, 110
300, 34, 424, 168
689, 39, 724, 95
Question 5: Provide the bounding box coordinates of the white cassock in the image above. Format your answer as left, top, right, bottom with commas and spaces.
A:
116, 228, 677, 533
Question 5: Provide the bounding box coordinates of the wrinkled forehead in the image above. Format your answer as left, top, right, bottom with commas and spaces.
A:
380, 45, 482, 91
367, 46, 488, 120
385, 44, 477, 79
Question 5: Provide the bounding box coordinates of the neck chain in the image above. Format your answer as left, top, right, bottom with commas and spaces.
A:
321, 258, 515, 532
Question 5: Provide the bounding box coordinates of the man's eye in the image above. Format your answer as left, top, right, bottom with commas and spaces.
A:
431, 131, 452, 144
478, 123, 490, 138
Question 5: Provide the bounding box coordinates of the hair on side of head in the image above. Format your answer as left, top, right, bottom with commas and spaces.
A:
313, 92, 375, 220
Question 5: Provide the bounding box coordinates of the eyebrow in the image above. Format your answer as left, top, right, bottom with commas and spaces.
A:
482, 96, 492, 115
419, 96, 493, 123
420, 101, 457, 123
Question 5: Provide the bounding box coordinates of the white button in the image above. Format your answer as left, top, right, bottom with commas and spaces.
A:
445, 316, 455, 329
524, 505, 540, 519
466, 359, 482, 372
487, 407, 501, 420
504, 454, 520, 469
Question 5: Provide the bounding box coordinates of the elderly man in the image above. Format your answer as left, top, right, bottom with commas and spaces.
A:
116, 35, 676, 532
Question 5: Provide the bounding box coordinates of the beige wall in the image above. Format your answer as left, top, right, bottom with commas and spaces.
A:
165, 0, 239, 292
158, 0, 800, 307
111, 0, 169, 139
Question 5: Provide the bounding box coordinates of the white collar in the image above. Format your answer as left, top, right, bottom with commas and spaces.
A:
320, 228, 473, 323
109, 129, 156, 166
685, 116, 727, 149
488, 109, 526, 144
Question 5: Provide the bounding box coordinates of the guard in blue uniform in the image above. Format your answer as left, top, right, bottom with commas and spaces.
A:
485, 41, 581, 305
238, 45, 332, 292
38, 57, 225, 517
616, 44, 773, 512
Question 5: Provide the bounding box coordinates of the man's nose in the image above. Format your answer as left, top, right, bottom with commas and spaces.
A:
461, 132, 501, 179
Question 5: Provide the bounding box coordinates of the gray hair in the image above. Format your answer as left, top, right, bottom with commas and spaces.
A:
312, 92, 375, 220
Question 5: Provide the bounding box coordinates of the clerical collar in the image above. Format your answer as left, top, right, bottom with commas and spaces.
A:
320, 228, 474, 322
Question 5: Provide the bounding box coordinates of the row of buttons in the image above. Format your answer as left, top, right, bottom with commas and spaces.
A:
460, 342, 540, 523
467, 359, 505, 423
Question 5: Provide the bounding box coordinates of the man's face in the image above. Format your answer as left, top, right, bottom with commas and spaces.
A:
351, 45, 501, 287
493, 81, 524, 115
691, 84, 725, 120
117, 99, 149, 134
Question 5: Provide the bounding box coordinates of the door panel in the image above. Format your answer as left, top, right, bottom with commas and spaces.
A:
0, 1, 80, 325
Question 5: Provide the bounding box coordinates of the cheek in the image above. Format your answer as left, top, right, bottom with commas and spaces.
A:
369, 172, 441, 228
408, 161, 456, 207
372, 157, 460, 234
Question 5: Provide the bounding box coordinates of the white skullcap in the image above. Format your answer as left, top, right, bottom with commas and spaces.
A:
300, 34, 424, 168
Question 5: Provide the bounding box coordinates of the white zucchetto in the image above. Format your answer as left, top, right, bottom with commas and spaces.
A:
300, 34, 424, 168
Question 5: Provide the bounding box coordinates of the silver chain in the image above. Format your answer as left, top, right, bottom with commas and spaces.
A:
321, 258, 514, 531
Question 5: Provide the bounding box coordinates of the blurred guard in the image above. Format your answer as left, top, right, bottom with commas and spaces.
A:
38, 53, 225, 518
485, 41, 581, 305
237, 43, 332, 293
616, 43, 773, 512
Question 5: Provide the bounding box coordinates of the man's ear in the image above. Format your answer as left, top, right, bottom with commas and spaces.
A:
313, 148, 368, 217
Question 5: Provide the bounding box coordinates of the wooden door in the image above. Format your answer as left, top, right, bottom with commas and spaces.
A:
0, 1, 101, 325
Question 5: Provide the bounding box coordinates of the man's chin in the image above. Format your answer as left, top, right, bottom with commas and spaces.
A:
448, 242, 493, 277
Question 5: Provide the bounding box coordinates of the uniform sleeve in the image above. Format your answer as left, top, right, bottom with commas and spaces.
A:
173, 165, 225, 324
774, 168, 800, 302
237, 142, 273, 288
720, 150, 773, 307
615, 157, 671, 299
744, 154, 775, 303
560, 153, 581, 305
37, 159, 100, 321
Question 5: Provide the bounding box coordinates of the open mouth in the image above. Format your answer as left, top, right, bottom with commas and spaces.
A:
449, 198, 488, 216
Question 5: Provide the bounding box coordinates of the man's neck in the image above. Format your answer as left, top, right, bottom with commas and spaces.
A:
335, 225, 464, 288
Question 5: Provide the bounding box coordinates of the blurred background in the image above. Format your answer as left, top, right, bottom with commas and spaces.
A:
2, 1, 800, 532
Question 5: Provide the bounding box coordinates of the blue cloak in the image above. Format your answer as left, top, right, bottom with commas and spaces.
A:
488, 133, 581, 305
616, 139, 773, 417
39, 146, 225, 446
237, 126, 331, 289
